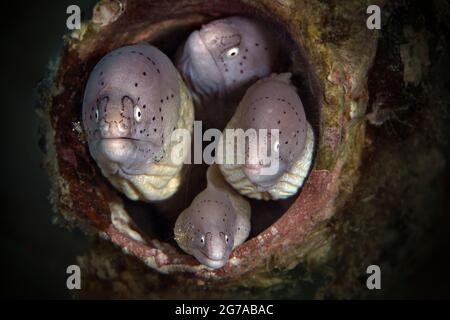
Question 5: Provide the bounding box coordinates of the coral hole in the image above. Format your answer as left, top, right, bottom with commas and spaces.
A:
48, 0, 322, 277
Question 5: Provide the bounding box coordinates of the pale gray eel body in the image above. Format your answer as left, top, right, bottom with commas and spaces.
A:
82, 43, 194, 201
218, 73, 315, 200
174, 165, 251, 269
177, 16, 278, 128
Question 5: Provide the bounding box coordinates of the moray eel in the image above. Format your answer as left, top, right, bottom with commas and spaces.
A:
176, 16, 278, 128
218, 73, 315, 200
82, 43, 194, 202
174, 165, 251, 269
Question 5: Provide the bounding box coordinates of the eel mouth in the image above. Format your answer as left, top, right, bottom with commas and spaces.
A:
99, 137, 147, 142
201, 251, 224, 261
242, 163, 282, 187
96, 137, 162, 172
243, 163, 271, 173
198, 251, 228, 269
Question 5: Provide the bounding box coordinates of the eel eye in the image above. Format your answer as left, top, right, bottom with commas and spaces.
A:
225, 235, 229, 243
94, 108, 99, 122
134, 105, 142, 122
225, 47, 239, 58
200, 236, 205, 244
273, 141, 280, 152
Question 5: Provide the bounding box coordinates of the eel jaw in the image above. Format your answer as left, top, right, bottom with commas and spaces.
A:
195, 250, 229, 269
98, 138, 134, 164
92, 138, 157, 176
242, 162, 285, 189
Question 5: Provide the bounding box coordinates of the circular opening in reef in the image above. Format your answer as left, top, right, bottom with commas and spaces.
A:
121, 17, 319, 247
52, 0, 321, 271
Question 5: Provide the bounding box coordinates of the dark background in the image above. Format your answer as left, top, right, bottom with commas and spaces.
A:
0, 0, 449, 299
0, 0, 96, 299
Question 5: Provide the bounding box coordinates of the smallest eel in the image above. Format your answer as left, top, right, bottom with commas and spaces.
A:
174, 165, 251, 269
